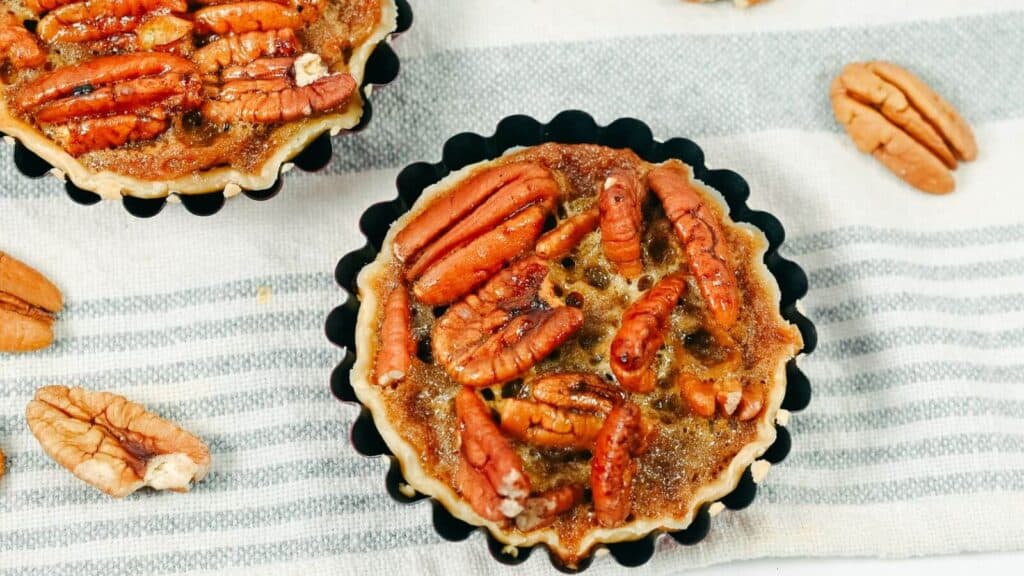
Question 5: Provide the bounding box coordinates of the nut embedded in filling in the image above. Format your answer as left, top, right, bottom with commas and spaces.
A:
14, 53, 202, 155
0, 0, 390, 187
359, 143, 804, 564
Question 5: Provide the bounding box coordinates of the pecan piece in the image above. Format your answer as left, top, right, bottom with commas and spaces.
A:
499, 372, 623, 449
292, 52, 330, 86
432, 256, 584, 387
200, 72, 356, 124
516, 485, 583, 531
372, 284, 415, 387
648, 162, 740, 331
591, 402, 648, 527
610, 272, 687, 393
535, 208, 600, 260
193, 29, 301, 75
0, 251, 62, 353
194, 1, 303, 35
455, 387, 531, 521
26, 386, 211, 498
0, 12, 46, 69
831, 61, 977, 194
681, 376, 764, 420
599, 168, 645, 278
735, 384, 764, 420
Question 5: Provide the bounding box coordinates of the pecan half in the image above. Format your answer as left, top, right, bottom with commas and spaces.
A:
413, 205, 549, 306
36, 0, 188, 44
456, 387, 531, 521
26, 386, 211, 498
530, 372, 623, 414
193, 1, 303, 36
432, 256, 584, 387
404, 169, 559, 280
599, 168, 645, 278
591, 402, 649, 527
38, 15, 141, 46
34, 74, 198, 123
25, 0, 76, 15
831, 61, 977, 194
609, 272, 687, 393
499, 372, 623, 449
200, 71, 355, 124
535, 207, 600, 260
0, 11, 46, 69
60, 112, 169, 156
394, 162, 552, 263
216, 77, 292, 99
372, 284, 415, 387
15, 52, 198, 112
14, 53, 200, 155
221, 56, 296, 80
193, 29, 301, 76
0, 252, 62, 353
50, 0, 186, 22
648, 162, 740, 331
135, 14, 194, 51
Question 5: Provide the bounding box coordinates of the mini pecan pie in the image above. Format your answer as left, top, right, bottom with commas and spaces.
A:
352, 143, 803, 565
0, 0, 397, 198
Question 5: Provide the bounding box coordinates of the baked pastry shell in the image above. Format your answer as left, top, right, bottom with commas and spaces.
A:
326, 111, 816, 571
0, 0, 412, 217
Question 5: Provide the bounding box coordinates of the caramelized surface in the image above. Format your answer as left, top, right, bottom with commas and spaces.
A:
1, 0, 381, 179
366, 144, 802, 560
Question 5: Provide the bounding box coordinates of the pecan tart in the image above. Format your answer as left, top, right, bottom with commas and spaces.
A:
0, 0, 397, 198
352, 143, 803, 565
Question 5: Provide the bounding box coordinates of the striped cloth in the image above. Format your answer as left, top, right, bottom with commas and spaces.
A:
2, 0, 1023, 573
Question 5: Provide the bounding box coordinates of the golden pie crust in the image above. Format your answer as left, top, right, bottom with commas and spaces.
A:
352, 143, 803, 566
0, 0, 397, 199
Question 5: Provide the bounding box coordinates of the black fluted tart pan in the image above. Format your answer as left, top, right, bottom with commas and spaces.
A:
326, 110, 816, 571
